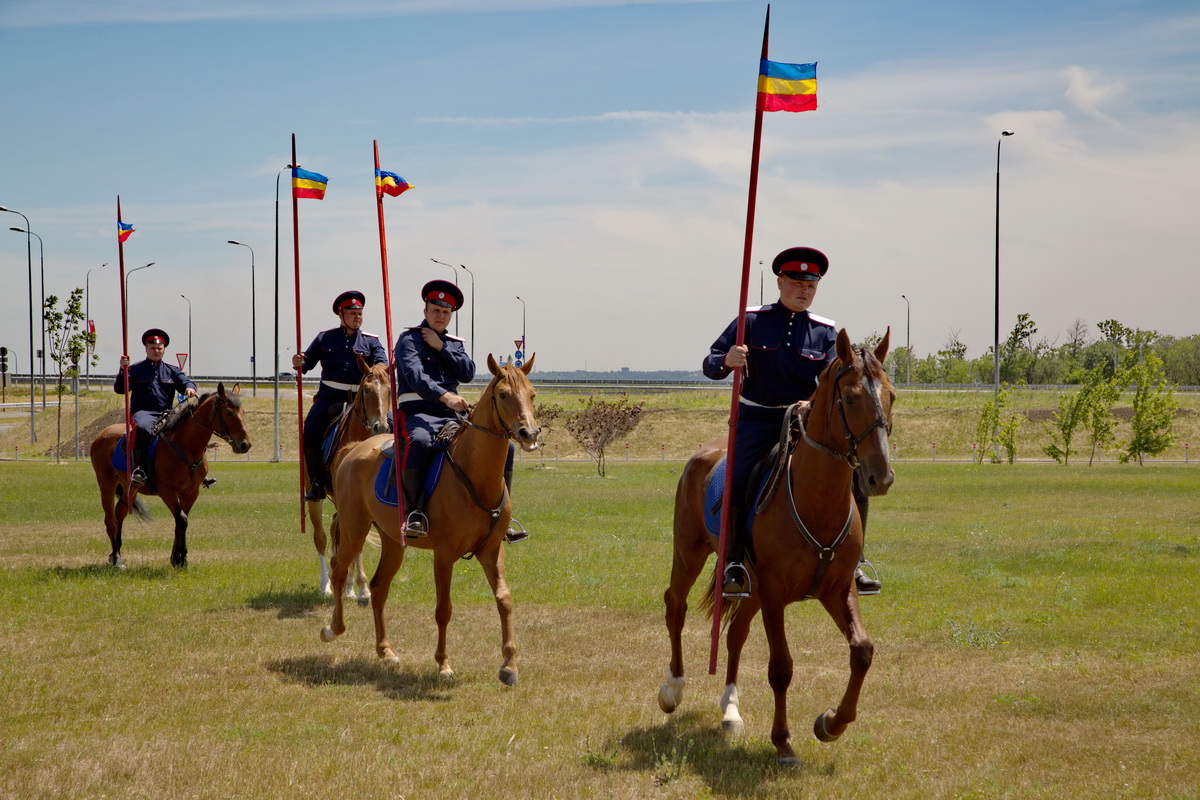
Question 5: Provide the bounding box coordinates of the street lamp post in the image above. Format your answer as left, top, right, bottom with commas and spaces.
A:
1, 207, 37, 442
180, 294, 192, 377
515, 295, 526, 359
429, 258, 460, 336
125, 263, 157, 339
9, 226, 46, 408
901, 294, 911, 384
228, 240, 257, 396
85, 263, 108, 390
458, 263, 476, 361
994, 129, 1015, 460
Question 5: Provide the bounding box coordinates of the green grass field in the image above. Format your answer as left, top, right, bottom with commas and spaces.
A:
1, 458, 1197, 798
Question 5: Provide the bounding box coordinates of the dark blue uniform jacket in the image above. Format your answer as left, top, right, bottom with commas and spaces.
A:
114, 359, 197, 415
394, 323, 475, 417
299, 327, 388, 400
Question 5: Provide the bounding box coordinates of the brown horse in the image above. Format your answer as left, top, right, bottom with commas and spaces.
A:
320, 354, 539, 685
307, 354, 390, 603
89, 382, 252, 568
658, 329, 895, 767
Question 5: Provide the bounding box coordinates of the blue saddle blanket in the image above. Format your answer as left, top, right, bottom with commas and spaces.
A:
374, 449, 447, 508
111, 435, 160, 473
703, 457, 766, 538
321, 417, 342, 464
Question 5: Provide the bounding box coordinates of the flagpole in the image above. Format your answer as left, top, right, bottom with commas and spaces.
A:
291, 134, 307, 533
710, 5, 771, 676
374, 141, 408, 547
116, 197, 134, 498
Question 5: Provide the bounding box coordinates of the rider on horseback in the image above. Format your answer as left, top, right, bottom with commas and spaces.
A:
293, 291, 388, 501
115, 328, 197, 485
704, 247, 882, 597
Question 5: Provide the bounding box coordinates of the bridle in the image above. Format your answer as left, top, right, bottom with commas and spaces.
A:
799, 348, 891, 470
192, 393, 241, 447
456, 374, 524, 443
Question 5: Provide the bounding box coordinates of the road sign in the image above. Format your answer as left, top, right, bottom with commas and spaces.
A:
177, 353, 189, 370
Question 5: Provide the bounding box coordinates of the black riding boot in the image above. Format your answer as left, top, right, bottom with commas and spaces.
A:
852, 475, 881, 594
131, 437, 150, 484
400, 468, 427, 538
503, 470, 529, 543
303, 444, 327, 501
722, 506, 751, 597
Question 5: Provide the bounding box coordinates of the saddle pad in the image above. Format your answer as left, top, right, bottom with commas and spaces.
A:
321, 416, 342, 464
111, 435, 160, 474
373, 449, 447, 508
702, 457, 765, 539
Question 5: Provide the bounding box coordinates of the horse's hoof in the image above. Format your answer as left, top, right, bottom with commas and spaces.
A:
498, 667, 519, 687
778, 756, 801, 769
438, 667, 455, 679
813, 710, 842, 743
721, 718, 745, 736
657, 687, 678, 714
320, 583, 333, 597
319, 626, 337, 643
355, 593, 371, 607
109, 556, 126, 570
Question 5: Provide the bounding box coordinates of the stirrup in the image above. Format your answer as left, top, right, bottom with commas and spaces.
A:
202, 476, 217, 488
504, 517, 529, 544
855, 560, 881, 595
131, 468, 147, 485
403, 510, 429, 539
722, 561, 751, 598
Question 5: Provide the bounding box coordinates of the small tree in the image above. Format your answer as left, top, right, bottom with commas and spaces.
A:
533, 402, 565, 466
1043, 388, 1089, 465
976, 383, 1022, 464
1120, 353, 1177, 465
1081, 365, 1121, 465
44, 289, 97, 463
563, 394, 645, 477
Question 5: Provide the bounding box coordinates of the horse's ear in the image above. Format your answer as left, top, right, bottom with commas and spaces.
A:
875, 327, 891, 364
231, 383, 241, 395
357, 352, 370, 374
217, 381, 226, 397
520, 353, 535, 375
487, 354, 500, 376
835, 328, 854, 365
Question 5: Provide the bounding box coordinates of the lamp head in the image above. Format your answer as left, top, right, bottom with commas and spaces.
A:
1001, 130, 1015, 137
9, 227, 24, 233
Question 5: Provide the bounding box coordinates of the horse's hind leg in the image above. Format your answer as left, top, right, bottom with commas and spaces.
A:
351, 552, 371, 607
100, 474, 126, 568
309, 499, 332, 595
476, 543, 517, 686
658, 524, 710, 713
814, 592, 874, 743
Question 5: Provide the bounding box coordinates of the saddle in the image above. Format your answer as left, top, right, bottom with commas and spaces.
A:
375, 421, 461, 508
112, 435, 161, 489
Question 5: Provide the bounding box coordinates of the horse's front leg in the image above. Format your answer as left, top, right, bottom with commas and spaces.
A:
168, 487, 199, 568
720, 594, 762, 735
814, 591, 874, 743
432, 550, 457, 677
476, 541, 517, 686
761, 602, 799, 767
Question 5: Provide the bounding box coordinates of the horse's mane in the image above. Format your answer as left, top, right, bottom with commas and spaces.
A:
153, 391, 242, 436
817, 343, 887, 386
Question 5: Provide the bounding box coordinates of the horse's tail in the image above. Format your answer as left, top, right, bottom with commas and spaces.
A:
116, 483, 152, 521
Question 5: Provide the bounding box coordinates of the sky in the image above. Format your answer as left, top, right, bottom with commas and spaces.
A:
2, 0, 1198, 379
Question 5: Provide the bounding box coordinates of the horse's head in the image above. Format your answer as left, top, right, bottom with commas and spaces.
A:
355, 354, 391, 436
208, 382, 252, 454
815, 328, 895, 496
483, 353, 541, 452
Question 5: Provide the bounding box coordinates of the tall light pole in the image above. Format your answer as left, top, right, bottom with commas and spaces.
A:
228, 240, 257, 396
272, 164, 291, 462
515, 295, 526, 359
901, 294, 911, 385
180, 294, 192, 376
1, 207, 37, 441
10, 226, 46, 408
458, 263, 476, 361
85, 263, 108, 391
430, 258, 460, 336
994, 129, 1015, 460
125, 263, 156, 339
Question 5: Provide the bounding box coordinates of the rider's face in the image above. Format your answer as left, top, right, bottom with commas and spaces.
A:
424, 302, 453, 333
144, 343, 165, 362
339, 308, 364, 331
777, 274, 819, 313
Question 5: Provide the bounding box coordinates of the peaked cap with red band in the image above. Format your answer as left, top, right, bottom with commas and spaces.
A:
141, 328, 170, 347
421, 279, 464, 310
332, 290, 366, 314
771, 246, 829, 281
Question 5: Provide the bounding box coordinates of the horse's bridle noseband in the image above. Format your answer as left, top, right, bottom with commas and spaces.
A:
799, 348, 891, 470
194, 394, 238, 446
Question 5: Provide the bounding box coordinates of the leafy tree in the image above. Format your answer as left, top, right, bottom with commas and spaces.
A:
1042, 388, 1089, 464
976, 383, 1023, 464
562, 394, 645, 477
533, 402, 565, 466
44, 289, 97, 463
1120, 353, 1177, 465
1081, 365, 1121, 465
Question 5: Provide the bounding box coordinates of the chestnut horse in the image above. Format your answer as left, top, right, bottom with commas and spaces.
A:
320, 355, 539, 686
307, 355, 390, 603
658, 329, 895, 767
89, 382, 251, 568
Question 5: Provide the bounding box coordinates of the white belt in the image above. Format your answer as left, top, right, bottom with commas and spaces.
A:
321, 379, 358, 392
396, 392, 422, 404
739, 396, 791, 409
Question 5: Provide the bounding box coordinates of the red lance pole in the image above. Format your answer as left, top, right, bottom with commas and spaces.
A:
291, 134, 307, 533
710, 6, 771, 675
117, 197, 134, 499
373, 141, 408, 547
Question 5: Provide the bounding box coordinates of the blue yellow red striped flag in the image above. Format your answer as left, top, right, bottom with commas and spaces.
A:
375, 169, 413, 198
118, 220, 135, 242
756, 60, 817, 113
292, 168, 328, 200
